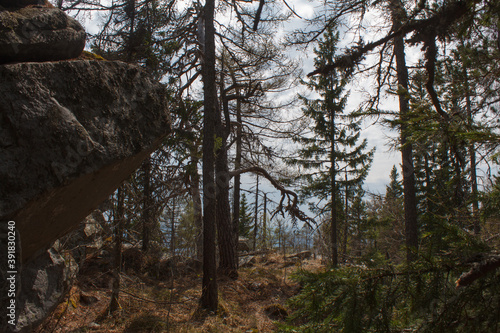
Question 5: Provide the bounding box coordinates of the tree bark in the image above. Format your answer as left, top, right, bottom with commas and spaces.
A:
391, 0, 419, 262
232, 97, 242, 266
469, 143, 479, 234
215, 144, 238, 278
463, 62, 480, 235
188, 149, 203, 260
330, 118, 338, 267
278, 218, 282, 253
109, 186, 124, 313
253, 175, 259, 251
262, 193, 267, 250
142, 157, 152, 253
329, 73, 338, 267
216, 60, 238, 278
342, 171, 348, 260
125, 0, 136, 62
215, 127, 238, 278
170, 198, 176, 256
200, 0, 218, 311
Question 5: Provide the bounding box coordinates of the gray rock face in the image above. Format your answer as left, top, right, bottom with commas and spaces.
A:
0, 1, 49, 8
0, 60, 170, 263
238, 236, 252, 252
239, 255, 257, 268
14, 248, 78, 333
287, 250, 312, 260
53, 209, 106, 267
0, 210, 105, 333
0, 7, 85, 64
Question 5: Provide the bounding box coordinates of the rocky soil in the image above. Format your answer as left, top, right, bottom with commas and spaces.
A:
35, 252, 324, 333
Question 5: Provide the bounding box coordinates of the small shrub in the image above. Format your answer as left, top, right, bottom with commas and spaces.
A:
264, 303, 288, 321
279, 257, 500, 333
125, 314, 168, 333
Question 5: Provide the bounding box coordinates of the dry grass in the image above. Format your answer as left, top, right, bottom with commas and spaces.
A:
36, 252, 322, 333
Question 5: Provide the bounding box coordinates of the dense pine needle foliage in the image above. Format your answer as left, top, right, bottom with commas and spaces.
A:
281, 245, 500, 332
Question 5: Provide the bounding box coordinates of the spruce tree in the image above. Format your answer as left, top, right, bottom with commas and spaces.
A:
292, 25, 374, 266
238, 193, 253, 238
386, 166, 403, 201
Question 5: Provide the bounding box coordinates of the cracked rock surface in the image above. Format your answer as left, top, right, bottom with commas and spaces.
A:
0, 6, 85, 64
0, 60, 170, 263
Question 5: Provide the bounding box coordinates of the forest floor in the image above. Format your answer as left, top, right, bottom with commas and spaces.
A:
36, 251, 324, 333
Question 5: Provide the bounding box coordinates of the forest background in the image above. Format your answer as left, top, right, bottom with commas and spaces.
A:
49, 0, 500, 331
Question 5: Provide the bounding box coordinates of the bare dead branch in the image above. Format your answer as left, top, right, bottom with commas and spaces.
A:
281, 0, 303, 20
252, 0, 265, 31
229, 166, 316, 228
423, 35, 450, 120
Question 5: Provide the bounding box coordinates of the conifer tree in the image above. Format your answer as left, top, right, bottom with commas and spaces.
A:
90, 0, 177, 78
347, 184, 370, 258
386, 165, 403, 201
238, 193, 253, 238
292, 25, 374, 266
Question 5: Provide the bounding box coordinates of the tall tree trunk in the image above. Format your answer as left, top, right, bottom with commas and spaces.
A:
463, 63, 480, 234
215, 143, 238, 278
342, 172, 348, 260
110, 186, 124, 313
216, 60, 238, 279
424, 153, 432, 212
232, 97, 242, 265
391, 0, 418, 262
356, 214, 363, 257
278, 218, 282, 253
142, 157, 152, 252
253, 175, 259, 251
170, 198, 176, 256
330, 143, 338, 267
214, 123, 238, 278
125, 0, 136, 62
188, 150, 203, 260
200, 0, 218, 311
329, 77, 338, 267
262, 193, 267, 250
469, 144, 479, 234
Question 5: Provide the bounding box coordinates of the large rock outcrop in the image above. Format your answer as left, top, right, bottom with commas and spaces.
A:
0, 6, 169, 332
0, 60, 170, 263
0, 6, 86, 64
13, 248, 79, 333
0, 0, 52, 7
1, 210, 107, 333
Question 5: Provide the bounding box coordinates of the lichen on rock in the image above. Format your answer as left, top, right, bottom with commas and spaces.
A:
0, 60, 170, 263
0, 6, 85, 64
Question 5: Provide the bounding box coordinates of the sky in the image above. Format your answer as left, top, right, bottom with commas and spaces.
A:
279, 0, 403, 194
71, 0, 498, 226
74, 0, 403, 219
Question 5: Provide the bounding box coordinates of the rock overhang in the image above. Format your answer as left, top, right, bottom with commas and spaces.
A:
0, 60, 171, 263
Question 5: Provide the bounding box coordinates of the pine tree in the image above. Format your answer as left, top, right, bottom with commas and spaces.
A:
386, 166, 403, 201
200, 0, 218, 311
292, 25, 374, 266
90, 0, 177, 78
238, 193, 253, 238
347, 184, 370, 259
